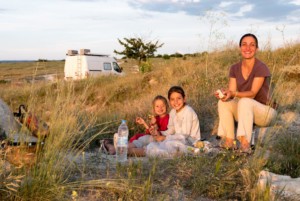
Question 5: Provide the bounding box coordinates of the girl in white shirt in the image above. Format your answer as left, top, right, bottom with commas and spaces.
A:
146, 86, 201, 157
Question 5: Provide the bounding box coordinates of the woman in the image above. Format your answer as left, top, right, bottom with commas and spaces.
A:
215, 33, 277, 152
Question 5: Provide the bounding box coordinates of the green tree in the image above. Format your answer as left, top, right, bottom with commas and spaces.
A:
114, 37, 163, 64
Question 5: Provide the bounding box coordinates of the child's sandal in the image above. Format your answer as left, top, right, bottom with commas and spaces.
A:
100, 139, 115, 155
100, 139, 108, 154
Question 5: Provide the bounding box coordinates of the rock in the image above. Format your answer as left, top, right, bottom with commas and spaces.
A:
0, 99, 38, 143
257, 170, 300, 200
0, 99, 21, 140
0, 99, 39, 167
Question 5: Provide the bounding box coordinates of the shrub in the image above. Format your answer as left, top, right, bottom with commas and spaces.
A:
265, 132, 300, 178
162, 54, 170, 60
139, 61, 152, 73
170, 53, 183, 58
37, 59, 47, 62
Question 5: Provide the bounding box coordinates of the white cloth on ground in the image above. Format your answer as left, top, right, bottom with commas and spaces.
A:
146, 134, 190, 157
132, 135, 153, 148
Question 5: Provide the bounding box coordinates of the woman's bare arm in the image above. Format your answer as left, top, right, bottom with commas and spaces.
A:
222, 77, 265, 101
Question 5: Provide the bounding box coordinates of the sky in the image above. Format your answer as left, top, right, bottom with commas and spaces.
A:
0, 0, 300, 60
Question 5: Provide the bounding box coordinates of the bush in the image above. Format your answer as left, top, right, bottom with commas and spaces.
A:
37, 59, 47, 62
139, 61, 152, 73
170, 53, 183, 58
162, 54, 170, 60
265, 132, 300, 178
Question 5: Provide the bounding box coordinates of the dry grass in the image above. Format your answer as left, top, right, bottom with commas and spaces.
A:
0, 61, 64, 82
0, 43, 299, 200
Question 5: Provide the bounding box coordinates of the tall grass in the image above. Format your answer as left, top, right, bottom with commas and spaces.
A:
0, 42, 299, 200
0, 80, 116, 200
7, 81, 94, 200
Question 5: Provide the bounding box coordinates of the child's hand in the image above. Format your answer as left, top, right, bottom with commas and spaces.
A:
149, 124, 162, 137
149, 124, 158, 136
135, 117, 145, 125
149, 123, 165, 142
153, 135, 165, 142
149, 115, 156, 125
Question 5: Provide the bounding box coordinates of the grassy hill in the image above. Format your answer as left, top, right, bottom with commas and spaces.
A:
0, 43, 299, 200
0, 60, 64, 82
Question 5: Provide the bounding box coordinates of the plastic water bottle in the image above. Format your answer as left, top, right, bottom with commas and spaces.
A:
116, 120, 128, 162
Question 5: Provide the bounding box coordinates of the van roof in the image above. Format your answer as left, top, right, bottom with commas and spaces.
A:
66, 53, 109, 57
66, 49, 109, 57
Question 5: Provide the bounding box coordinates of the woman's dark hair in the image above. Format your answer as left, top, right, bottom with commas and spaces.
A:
168, 86, 185, 100
152, 95, 169, 110
239, 33, 258, 48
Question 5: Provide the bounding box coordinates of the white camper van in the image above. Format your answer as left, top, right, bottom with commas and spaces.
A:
64, 49, 123, 80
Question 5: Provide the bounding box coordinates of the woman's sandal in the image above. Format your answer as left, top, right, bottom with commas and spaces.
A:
217, 139, 238, 150
237, 143, 253, 155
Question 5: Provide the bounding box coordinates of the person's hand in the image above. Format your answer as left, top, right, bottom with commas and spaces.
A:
149, 125, 166, 142
222, 89, 233, 101
149, 124, 158, 136
215, 89, 232, 101
136, 117, 146, 125
153, 135, 166, 142
149, 115, 156, 125
215, 89, 225, 99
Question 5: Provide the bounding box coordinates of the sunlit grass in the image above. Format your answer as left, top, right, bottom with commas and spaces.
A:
0, 42, 299, 200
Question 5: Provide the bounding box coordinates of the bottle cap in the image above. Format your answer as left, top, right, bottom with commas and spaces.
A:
121, 119, 126, 123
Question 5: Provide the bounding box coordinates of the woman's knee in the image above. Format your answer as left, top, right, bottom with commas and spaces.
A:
218, 99, 236, 112
217, 99, 224, 107
238, 98, 254, 108
218, 99, 229, 110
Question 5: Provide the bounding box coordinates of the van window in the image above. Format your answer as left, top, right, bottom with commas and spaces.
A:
113, 62, 122, 73
103, 63, 112, 71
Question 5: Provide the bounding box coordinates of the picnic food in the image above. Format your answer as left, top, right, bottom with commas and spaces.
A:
216, 89, 225, 99
148, 114, 154, 119
187, 146, 200, 154
194, 141, 205, 148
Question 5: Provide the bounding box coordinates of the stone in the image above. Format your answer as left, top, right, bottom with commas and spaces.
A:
0, 99, 21, 140
258, 170, 300, 200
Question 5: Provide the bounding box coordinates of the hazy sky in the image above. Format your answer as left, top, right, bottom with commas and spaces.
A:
1, 0, 300, 60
